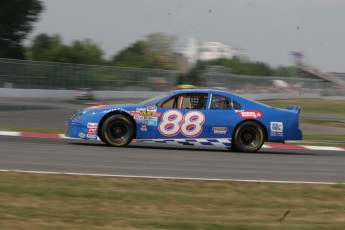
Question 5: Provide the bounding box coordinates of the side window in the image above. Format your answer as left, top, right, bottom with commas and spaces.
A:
210, 94, 232, 109
233, 100, 242, 110
159, 96, 180, 108
187, 94, 208, 109
158, 93, 208, 109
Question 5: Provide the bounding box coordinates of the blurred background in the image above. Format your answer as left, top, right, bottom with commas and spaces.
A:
0, 3, 344, 229
1, 0, 345, 100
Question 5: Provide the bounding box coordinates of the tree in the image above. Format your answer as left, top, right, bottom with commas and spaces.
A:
0, 0, 44, 59
209, 58, 273, 76
69, 39, 104, 64
26, 33, 65, 61
111, 33, 178, 70
273, 66, 297, 77
111, 41, 155, 68
145, 33, 177, 55
26, 33, 105, 64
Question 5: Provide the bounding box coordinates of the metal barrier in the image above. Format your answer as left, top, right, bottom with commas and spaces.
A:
1, 59, 343, 96
199, 66, 343, 95
0, 58, 178, 91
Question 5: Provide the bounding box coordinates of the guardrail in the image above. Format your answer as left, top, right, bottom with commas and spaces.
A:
1, 58, 344, 97
1, 88, 344, 100
0, 58, 178, 91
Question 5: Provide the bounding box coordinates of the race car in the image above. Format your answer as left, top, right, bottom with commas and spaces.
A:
65, 89, 302, 152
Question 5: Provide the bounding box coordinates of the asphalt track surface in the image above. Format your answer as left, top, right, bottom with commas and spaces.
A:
1, 135, 345, 183
1, 98, 344, 134
1, 98, 344, 184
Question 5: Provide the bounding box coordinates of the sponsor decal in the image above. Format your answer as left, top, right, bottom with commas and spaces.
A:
270, 122, 284, 137
79, 132, 85, 138
130, 110, 161, 117
87, 122, 98, 129
140, 111, 153, 116
104, 108, 130, 114
134, 115, 145, 123
88, 128, 97, 135
140, 124, 147, 131
86, 105, 108, 110
147, 106, 157, 111
212, 127, 227, 134
131, 108, 161, 125
86, 134, 97, 139
271, 122, 283, 132
236, 110, 263, 119
146, 118, 158, 126
130, 111, 140, 116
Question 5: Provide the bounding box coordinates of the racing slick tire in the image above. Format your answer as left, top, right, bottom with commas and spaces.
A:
232, 121, 265, 153
101, 114, 134, 147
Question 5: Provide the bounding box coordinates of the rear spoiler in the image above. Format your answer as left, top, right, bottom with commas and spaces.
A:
286, 106, 301, 114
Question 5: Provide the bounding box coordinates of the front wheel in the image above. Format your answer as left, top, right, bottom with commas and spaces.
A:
101, 114, 134, 147
232, 121, 265, 153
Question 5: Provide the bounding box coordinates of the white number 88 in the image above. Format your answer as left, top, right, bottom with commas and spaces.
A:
159, 110, 205, 137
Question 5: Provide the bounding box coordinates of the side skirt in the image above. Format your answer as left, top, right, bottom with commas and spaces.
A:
133, 138, 232, 149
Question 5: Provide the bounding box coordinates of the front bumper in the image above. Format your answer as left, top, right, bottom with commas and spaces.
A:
65, 112, 99, 140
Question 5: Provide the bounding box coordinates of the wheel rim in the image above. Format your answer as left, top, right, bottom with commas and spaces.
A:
238, 126, 260, 148
108, 120, 130, 144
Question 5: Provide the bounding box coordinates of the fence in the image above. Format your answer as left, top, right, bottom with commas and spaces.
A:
0, 58, 178, 91
1, 58, 343, 96
200, 66, 343, 95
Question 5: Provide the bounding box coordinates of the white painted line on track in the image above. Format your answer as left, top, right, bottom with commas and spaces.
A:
0, 169, 341, 185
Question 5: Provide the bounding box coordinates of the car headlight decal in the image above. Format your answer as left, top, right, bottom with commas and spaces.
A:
74, 112, 85, 121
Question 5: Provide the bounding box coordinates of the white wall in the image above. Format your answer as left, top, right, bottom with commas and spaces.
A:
0, 88, 163, 99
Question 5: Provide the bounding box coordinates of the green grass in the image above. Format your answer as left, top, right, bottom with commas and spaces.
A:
302, 134, 345, 142
299, 134, 345, 145
261, 99, 345, 115
300, 119, 345, 129
0, 172, 345, 230
288, 134, 345, 146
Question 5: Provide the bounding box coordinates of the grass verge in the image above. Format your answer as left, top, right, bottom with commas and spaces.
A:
261, 99, 345, 115
300, 119, 345, 129
0, 172, 345, 230
295, 134, 345, 146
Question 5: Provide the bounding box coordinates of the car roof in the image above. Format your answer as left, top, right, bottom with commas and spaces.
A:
171, 88, 231, 95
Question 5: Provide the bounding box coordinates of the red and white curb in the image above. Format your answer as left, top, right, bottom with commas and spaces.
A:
262, 143, 345, 151
0, 131, 65, 139
1, 131, 345, 151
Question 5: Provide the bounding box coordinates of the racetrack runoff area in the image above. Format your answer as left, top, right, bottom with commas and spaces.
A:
0, 170, 344, 229
1, 96, 344, 229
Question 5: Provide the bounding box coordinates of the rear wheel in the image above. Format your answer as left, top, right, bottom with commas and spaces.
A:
232, 121, 264, 153
101, 114, 134, 147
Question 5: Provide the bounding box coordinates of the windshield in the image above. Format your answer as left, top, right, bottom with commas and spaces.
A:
139, 92, 170, 106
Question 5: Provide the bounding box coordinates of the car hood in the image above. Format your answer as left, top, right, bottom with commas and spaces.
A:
82, 104, 146, 112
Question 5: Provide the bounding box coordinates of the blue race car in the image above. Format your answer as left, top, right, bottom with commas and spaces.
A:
66, 89, 302, 152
